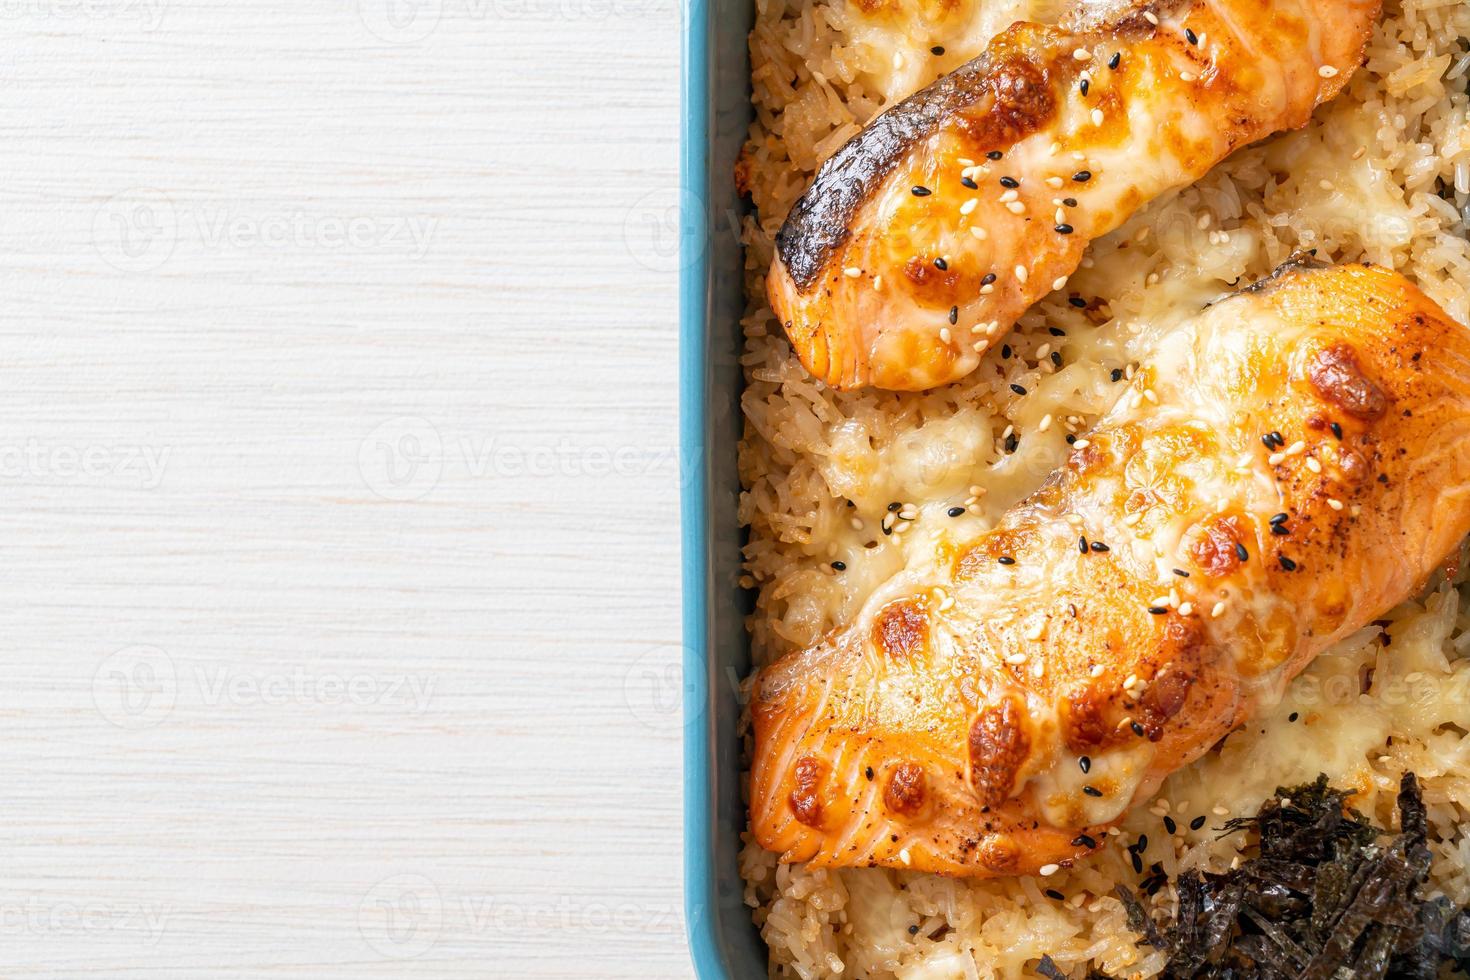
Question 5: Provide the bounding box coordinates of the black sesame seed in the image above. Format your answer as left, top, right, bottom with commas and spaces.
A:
1269, 512, 1289, 525
1288, 711, 1299, 722
1135, 834, 1149, 852
1079, 536, 1089, 553
986, 150, 1003, 160
1010, 383, 1028, 395
1172, 568, 1189, 577
1163, 816, 1177, 834
1330, 421, 1343, 439
1051, 352, 1062, 367
982, 272, 997, 285
1279, 555, 1297, 571
1072, 834, 1097, 848
908, 924, 920, 935
1001, 344, 1012, 359
930, 44, 945, 54
1271, 524, 1291, 536
1004, 432, 1019, 453
1050, 327, 1067, 336
1234, 542, 1249, 562
1261, 434, 1276, 450
1190, 815, 1207, 831
961, 175, 978, 189
1066, 434, 1077, 444
1073, 170, 1092, 182
948, 506, 965, 517
934, 257, 948, 270
1185, 27, 1198, 44
1147, 606, 1168, 615
1269, 430, 1284, 446
865, 766, 874, 780
1110, 368, 1124, 382
1063, 197, 1078, 207
1090, 542, 1110, 553
1000, 175, 1020, 188
1083, 785, 1103, 797
1055, 223, 1075, 235
1045, 889, 1065, 901
1080, 79, 1090, 96
1108, 52, 1121, 69
997, 555, 1016, 565
911, 185, 932, 197
831, 560, 846, 571
888, 501, 902, 512
1131, 851, 1144, 873
1079, 756, 1092, 773
1068, 296, 1087, 308
1132, 721, 1146, 737
949, 305, 959, 324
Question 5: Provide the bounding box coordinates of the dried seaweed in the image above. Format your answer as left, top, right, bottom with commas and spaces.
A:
1058, 773, 1470, 979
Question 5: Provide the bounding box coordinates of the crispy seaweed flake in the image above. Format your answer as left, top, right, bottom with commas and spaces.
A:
1082, 773, 1470, 980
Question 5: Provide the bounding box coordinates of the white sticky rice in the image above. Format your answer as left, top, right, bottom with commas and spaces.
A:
735, 0, 1470, 976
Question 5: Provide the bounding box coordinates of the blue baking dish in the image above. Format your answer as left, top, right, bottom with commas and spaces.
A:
680, 0, 762, 971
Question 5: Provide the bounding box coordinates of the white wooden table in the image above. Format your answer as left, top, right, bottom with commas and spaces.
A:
0, 2, 688, 975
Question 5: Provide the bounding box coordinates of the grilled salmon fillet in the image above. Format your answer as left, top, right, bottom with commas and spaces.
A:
750, 261, 1470, 877
768, 0, 1382, 391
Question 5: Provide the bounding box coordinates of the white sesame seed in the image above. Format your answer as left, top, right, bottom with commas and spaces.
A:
1286, 440, 1306, 456
1197, 213, 1212, 230
1144, 10, 1158, 24
1032, 660, 1045, 678
1073, 47, 1091, 61
1149, 597, 1168, 609
1006, 201, 1026, 214
1000, 189, 1019, 203
1006, 652, 1029, 665
1002, 425, 1014, 439
1124, 673, 1138, 690
1268, 452, 1286, 466
1327, 497, 1344, 510
851, 517, 864, 530
1143, 389, 1158, 404
893, 51, 905, 69
1091, 108, 1105, 126
1178, 602, 1193, 617
980, 283, 995, 294
844, 267, 862, 278
1306, 456, 1322, 473
958, 157, 975, 166
1024, 622, 1044, 640
1046, 175, 1065, 188
970, 226, 988, 240
1055, 207, 1067, 223
1211, 601, 1226, 618
1052, 276, 1068, 290
1318, 64, 1339, 78
1040, 863, 1061, 876
1320, 179, 1334, 190
899, 848, 912, 865
960, 198, 978, 215
1179, 72, 1195, 82
1015, 265, 1029, 283
1213, 806, 1229, 817
1039, 414, 1053, 432
939, 596, 955, 612
1072, 439, 1091, 449
1352, 146, 1367, 160
940, 327, 953, 344
1037, 344, 1052, 358
873, 275, 883, 290
1124, 512, 1141, 526
1091, 664, 1106, 678
969, 485, 984, 496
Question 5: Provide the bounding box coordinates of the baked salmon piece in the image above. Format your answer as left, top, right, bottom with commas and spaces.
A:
768, 0, 1382, 390
750, 261, 1470, 877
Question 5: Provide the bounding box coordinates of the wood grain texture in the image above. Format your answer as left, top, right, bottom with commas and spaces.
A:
0, 1, 688, 975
